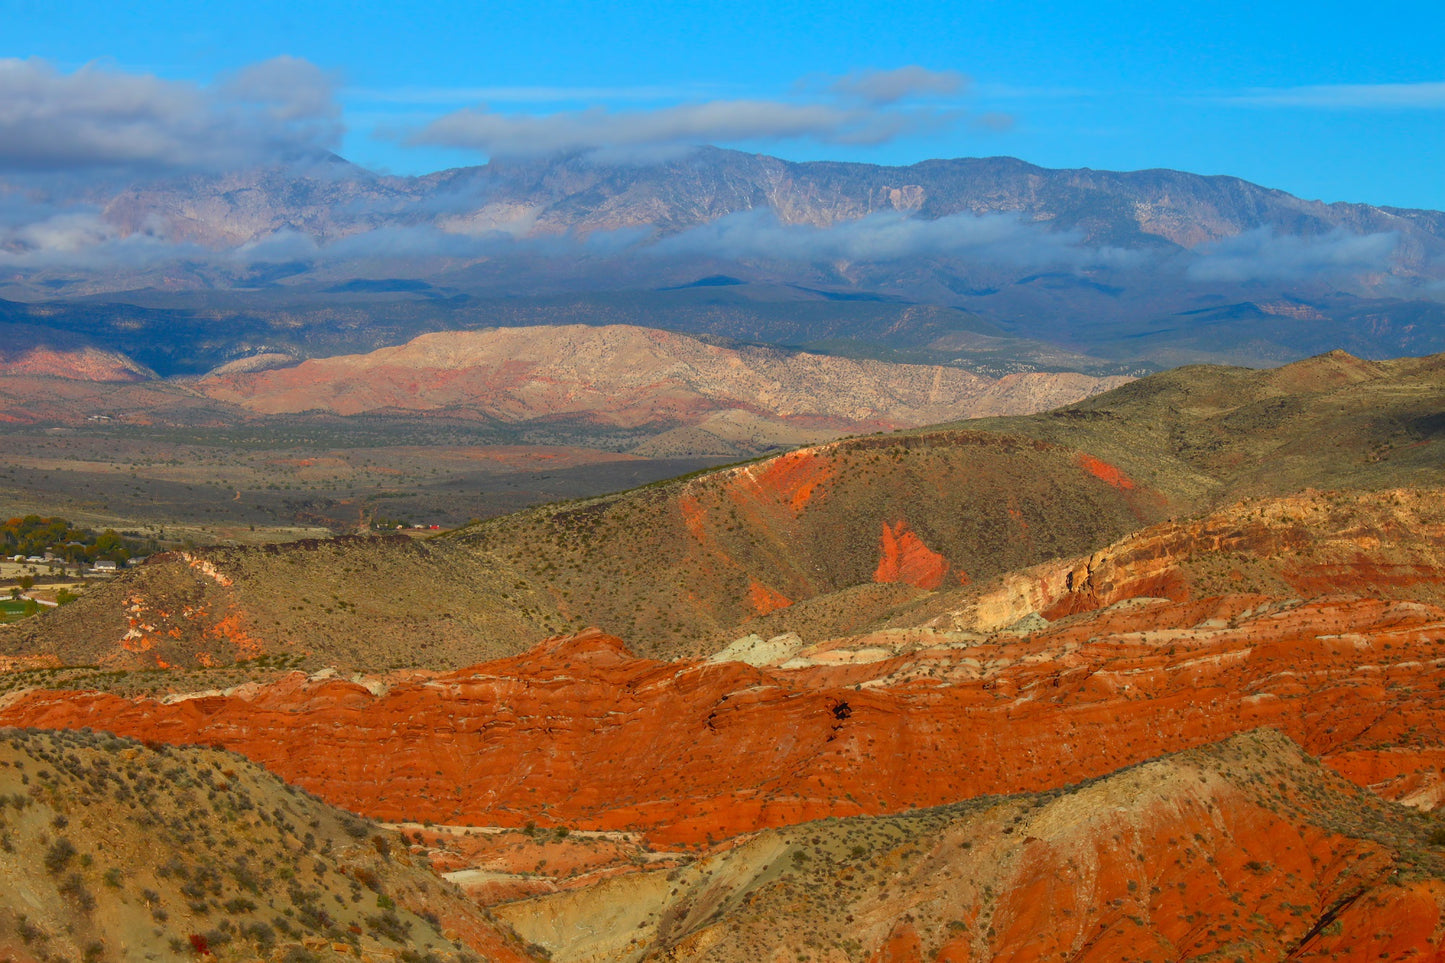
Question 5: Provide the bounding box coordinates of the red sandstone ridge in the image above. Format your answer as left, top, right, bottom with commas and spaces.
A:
5, 594, 1443, 846
874, 520, 951, 590
0, 345, 155, 382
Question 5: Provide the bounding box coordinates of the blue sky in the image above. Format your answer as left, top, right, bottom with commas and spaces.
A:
4, 0, 1443, 209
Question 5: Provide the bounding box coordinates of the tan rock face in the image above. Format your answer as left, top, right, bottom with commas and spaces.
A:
930, 487, 1445, 634
195, 323, 1129, 429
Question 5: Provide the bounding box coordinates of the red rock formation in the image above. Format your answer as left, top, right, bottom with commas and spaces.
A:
493, 730, 1445, 962
874, 521, 949, 590
972, 773, 1443, 963
1074, 452, 1135, 491
0, 345, 153, 382
747, 580, 793, 616
747, 448, 835, 513
4, 594, 1443, 849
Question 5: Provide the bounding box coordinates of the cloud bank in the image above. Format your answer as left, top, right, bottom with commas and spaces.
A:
0, 56, 342, 174
827, 67, 969, 105
0, 205, 1406, 291
1185, 228, 1400, 282
649, 208, 1124, 269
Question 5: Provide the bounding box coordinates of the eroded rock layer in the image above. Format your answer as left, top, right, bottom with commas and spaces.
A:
4, 592, 1442, 847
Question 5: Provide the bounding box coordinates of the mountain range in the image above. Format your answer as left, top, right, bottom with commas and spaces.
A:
5, 148, 1444, 374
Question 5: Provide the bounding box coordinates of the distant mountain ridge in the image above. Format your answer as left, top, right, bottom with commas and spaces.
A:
0, 323, 1129, 457
5, 147, 1445, 372
87, 148, 1445, 257
198, 323, 1131, 447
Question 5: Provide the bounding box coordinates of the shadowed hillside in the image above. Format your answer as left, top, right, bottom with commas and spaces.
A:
454, 431, 1160, 654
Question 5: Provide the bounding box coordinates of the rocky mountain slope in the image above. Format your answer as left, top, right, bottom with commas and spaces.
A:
7, 149, 1445, 372
31, 148, 1445, 270
0, 344, 154, 383
963, 348, 1445, 506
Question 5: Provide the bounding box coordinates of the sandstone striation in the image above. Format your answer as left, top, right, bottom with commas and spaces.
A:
4, 588, 1443, 848
914, 486, 1445, 635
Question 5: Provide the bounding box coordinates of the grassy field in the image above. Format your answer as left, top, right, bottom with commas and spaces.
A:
0, 598, 39, 623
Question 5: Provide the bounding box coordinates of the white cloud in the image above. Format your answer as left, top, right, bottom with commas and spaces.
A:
1186, 228, 1400, 281
648, 207, 1120, 269
353, 84, 692, 106
411, 99, 956, 158
0, 56, 343, 173
408, 66, 991, 160
1226, 81, 1445, 109
828, 66, 969, 105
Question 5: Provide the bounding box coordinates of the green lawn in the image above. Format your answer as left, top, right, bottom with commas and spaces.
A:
0, 598, 40, 622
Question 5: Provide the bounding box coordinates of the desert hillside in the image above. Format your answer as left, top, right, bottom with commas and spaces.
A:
498, 730, 1445, 963
0, 728, 535, 963
4, 351, 1445, 961
9, 349, 1445, 669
